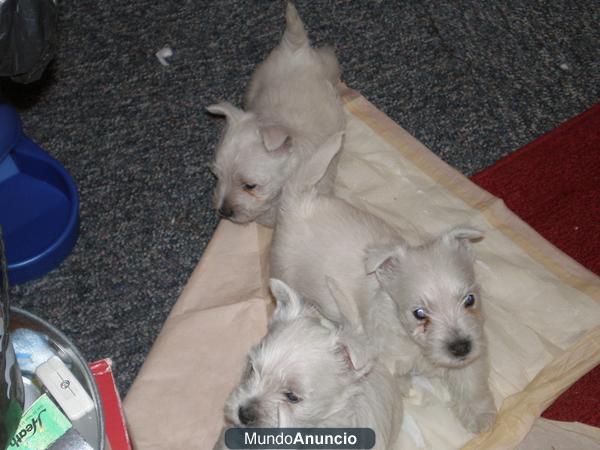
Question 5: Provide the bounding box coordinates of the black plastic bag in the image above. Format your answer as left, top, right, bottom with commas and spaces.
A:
0, 0, 57, 83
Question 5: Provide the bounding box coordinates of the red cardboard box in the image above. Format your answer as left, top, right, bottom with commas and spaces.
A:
89, 359, 132, 450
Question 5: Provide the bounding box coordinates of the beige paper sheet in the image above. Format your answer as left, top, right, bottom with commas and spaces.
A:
518, 419, 600, 450
123, 88, 600, 450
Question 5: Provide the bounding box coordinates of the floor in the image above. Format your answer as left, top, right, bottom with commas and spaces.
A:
3, 0, 598, 393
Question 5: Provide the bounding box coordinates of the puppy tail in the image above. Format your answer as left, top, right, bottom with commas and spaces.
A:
282, 2, 309, 51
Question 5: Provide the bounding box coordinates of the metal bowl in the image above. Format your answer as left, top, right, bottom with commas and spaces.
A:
9, 307, 105, 450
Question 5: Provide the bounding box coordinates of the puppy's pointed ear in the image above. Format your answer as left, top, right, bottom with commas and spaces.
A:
441, 226, 484, 259
206, 102, 246, 123
327, 277, 373, 378
325, 276, 363, 331
364, 242, 406, 283
260, 126, 292, 152
337, 332, 374, 379
302, 132, 344, 187
270, 278, 304, 323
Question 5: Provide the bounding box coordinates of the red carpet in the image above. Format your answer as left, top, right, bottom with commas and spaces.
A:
471, 103, 600, 428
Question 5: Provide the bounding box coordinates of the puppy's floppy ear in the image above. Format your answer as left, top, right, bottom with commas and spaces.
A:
441, 226, 484, 259
301, 132, 344, 188
364, 242, 406, 283
206, 102, 245, 123
337, 330, 374, 379
260, 126, 292, 152
270, 278, 304, 323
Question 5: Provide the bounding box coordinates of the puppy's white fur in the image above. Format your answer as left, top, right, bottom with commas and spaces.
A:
270, 134, 496, 434
366, 231, 497, 433
270, 133, 399, 329
207, 2, 346, 227
213, 279, 401, 450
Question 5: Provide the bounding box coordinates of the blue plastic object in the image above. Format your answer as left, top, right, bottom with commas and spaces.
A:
11, 328, 57, 375
0, 104, 79, 284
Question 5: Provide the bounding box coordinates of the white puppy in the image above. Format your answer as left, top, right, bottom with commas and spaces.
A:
213, 279, 401, 450
270, 134, 496, 434
207, 2, 346, 227
270, 133, 399, 325
366, 231, 497, 434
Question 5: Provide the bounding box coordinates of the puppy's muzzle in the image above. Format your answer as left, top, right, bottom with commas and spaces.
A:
238, 403, 258, 426
218, 205, 234, 218
447, 339, 472, 358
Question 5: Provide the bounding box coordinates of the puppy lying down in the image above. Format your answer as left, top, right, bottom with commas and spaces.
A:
213, 279, 402, 450
207, 3, 345, 227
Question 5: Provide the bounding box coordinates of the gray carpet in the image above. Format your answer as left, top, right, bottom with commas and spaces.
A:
4, 0, 599, 394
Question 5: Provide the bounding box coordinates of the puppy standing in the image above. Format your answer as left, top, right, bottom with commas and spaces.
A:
207, 2, 346, 227
270, 134, 496, 433
213, 279, 401, 450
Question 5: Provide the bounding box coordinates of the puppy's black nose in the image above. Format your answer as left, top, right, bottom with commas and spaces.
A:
238, 405, 257, 426
448, 339, 472, 358
218, 205, 234, 218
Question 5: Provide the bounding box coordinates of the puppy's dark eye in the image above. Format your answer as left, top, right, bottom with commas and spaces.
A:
284, 391, 301, 403
413, 308, 427, 320
463, 294, 476, 308
243, 183, 257, 191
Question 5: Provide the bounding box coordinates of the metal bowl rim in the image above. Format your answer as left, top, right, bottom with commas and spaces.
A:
10, 306, 105, 450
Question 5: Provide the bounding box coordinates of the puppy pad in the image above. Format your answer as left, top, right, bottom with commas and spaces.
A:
123, 87, 600, 449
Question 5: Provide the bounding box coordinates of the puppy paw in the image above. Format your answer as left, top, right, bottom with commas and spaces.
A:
459, 409, 496, 434
453, 397, 496, 434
